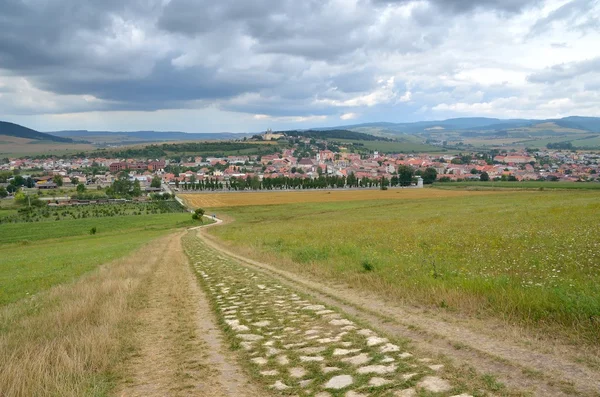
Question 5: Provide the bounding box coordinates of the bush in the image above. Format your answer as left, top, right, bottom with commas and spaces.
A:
361, 259, 374, 272
90, 227, 97, 235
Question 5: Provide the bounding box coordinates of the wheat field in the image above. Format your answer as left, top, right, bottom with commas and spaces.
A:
180, 188, 501, 208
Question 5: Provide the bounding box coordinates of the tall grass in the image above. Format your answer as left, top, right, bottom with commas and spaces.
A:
0, 236, 171, 396
211, 190, 600, 344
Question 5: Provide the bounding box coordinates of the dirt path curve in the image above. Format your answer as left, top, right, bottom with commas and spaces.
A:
197, 221, 600, 397
116, 232, 260, 397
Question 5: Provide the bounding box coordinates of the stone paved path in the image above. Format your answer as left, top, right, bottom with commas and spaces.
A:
184, 234, 477, 396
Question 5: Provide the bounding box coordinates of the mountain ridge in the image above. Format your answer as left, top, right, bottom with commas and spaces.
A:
321, 116, 600, 134
0, 121, 73, 143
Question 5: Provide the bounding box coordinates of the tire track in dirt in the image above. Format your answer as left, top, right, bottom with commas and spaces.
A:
197, 225, 600, 397
117, 232, 259, 397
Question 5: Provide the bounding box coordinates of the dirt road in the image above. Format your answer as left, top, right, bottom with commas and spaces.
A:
117, 232, 260, 397
191, 222, 600, 397
116, 220, 599, 396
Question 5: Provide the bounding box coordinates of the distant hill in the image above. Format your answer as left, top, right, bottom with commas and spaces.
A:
550, 117, 600, 132
281, 129, 392, 141
0, 121, 73, 143
327, 116, 600, 135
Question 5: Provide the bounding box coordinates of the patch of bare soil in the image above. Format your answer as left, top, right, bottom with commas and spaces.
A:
117, 232, 259, 397
198, 227, 600, 397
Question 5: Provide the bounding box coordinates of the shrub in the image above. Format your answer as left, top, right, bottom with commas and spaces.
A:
361, 259, 374, 272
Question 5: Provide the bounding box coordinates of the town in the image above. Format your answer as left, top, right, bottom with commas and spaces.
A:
1, 132, 599, 199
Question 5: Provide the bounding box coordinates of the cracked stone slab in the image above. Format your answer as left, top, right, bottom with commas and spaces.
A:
289, 367, 307, 378
300, 355, 325, 362
369, 377, 392, 386
324, 374, 353, 389
417, 376, 452, 393
341, 353, 371, 366
236, 334, 263, 341
380, 343, 400, 353
333, 348, 361, 356
271, 380, 289, 390
366, 336, 388, 346
357, 364, 397, 375
394, 389, 416, 397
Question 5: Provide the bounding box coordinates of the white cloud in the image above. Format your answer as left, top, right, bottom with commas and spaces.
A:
340, 112, 359, 120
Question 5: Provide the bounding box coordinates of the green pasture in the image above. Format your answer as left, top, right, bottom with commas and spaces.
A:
0, 212, 194, 305
210, 190, 600, 343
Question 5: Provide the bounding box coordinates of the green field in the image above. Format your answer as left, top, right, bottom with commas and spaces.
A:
0, 212, 194, 305
433, 181, 600, 190
0, 201, 186, 224
335, 138, 445, 153
210, 190, 600, 343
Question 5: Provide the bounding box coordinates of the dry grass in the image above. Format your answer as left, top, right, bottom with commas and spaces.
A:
117, 231, 227, 396
0, 235, 174, 396
180, 188, 500, 208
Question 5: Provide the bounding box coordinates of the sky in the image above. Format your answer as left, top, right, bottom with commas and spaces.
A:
0, 0, 599, 133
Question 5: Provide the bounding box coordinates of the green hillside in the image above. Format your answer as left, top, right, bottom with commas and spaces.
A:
0, 121, 73, 143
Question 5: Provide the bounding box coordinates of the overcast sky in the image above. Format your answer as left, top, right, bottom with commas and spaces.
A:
1, 0, 599, 132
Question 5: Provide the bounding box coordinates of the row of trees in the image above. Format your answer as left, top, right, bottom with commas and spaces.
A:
177, 167, 437, 191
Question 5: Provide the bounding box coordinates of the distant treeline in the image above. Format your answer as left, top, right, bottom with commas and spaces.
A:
547, 142, 574, 150
282, 129, 393, 142
94, 141, 282, 159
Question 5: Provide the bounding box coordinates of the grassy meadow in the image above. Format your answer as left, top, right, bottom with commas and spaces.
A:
0, 200, 199, 396
0, 209, 193, 304
204, 189, 600, 343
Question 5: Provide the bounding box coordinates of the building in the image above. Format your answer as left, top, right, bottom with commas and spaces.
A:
263, 129, 285, 141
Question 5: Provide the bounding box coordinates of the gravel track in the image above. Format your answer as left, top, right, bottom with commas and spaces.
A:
184, 233, 478, 397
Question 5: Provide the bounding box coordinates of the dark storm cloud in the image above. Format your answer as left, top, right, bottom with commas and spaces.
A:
374, 0, 542, 13
158, 0, 288, 36
1, 0, 597, 121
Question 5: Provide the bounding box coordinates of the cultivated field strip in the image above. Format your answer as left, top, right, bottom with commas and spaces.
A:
184, 235, 474, 396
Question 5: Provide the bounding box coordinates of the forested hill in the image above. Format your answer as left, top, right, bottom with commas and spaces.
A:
0, 121, 73, 143
283, 129, 393, 141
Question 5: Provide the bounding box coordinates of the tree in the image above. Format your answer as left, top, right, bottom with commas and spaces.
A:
397, 165, 414, 187
380, 177, 389, 190
421, 168, 438, 184
53, 174, 63, 186
150, 176, 161, 188
76, 183, 86, 193
192, 207, 205, 221
480, 171, 490, 181
0, 186, 7, 198
132, 179, 142, 197
11, 175, 24, 187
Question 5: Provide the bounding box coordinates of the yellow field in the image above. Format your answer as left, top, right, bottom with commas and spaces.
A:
180, 188, 502, 208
